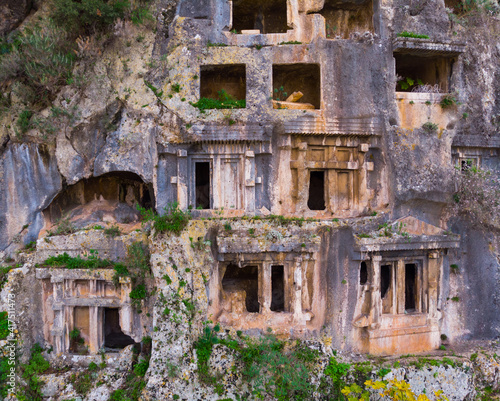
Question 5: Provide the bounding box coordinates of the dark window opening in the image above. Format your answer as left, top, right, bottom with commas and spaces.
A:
308, 171, 326, 210
273, 64, 321, 109
232, 0, 288, 34
319, 0, 374, 40
394, 53, 453, 93
103, 308, 135, 350
359, 262, 368, 285
222, 264, 259, 313
405, 264, 417, 312
195, 162, 210, 209
200, 64, 246, 107
270, 265, 285, 312
380, 265, 391, 299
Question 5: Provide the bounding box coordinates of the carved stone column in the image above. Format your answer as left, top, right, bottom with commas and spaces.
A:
369, 254, 382, 328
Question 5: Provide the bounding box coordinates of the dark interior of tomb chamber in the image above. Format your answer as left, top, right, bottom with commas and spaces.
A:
45, 171, 154, 222
200, 64, 246, 103
232, 0, 288, 33
405, 263, 417, 312
222, 264, 259, 312
270, 265, 285, 312
273, 64, 321, 108
103, 308, 135, 349
394, 53, 452, 92
360, 261, 368, 285
319, 0, 374, 39
195, 162, 211, 209
380, 264, 391, 298
308, 171, 326, 210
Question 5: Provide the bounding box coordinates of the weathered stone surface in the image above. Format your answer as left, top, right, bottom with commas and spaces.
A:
0, 0, 32, 36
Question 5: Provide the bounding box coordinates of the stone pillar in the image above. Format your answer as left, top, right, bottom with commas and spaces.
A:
292, 257, 303, 320
51, 279, 65, 353
119, 277, 134, 337
260, 262, 271, 313
357, 143, 369, 214
396, 259, 405, 315
245, 150, 256, 213
89, 306, 100, 354
296, 143, 308, 213
369, 254, 382, 328
177, 149, 188, 210
427, 251, 441, 320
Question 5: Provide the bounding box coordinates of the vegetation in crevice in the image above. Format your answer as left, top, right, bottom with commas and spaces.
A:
137, 202, 191, 235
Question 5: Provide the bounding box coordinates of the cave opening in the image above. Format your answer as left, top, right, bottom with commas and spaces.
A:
360, 261, 368, 285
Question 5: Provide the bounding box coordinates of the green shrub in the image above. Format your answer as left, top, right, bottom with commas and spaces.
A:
51, 0, 129, 34
133, 358, 149, 376
137, 203, 190, 235
18, 344, 50, 400
17, 110, 33, 133
397, 31, 430, 39
43, 252, 114, 269
422, 121, 439, 132
0, 27, 75, 105
190, 90, 245, 112
104, 225, 121, 238
440, 94, 457, 108
48, 216, 77, 236
0, 312, 9, 339
70, 371, 93, 395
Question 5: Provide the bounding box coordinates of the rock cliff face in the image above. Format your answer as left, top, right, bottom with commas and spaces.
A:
0, 0, 499, 399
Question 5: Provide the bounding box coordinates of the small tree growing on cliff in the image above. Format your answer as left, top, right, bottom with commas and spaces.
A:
452, 164, 500, 229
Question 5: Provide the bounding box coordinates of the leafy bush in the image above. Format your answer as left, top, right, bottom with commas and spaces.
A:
104, 225, 121, 238
129, 284, 147, 301
397, 31, 430, 39
70, 371, 93, 395
133, 358, 149, 376
47, 216, 77, 236
17, 110, 34, 134
43, 251, 114, 269
18, 344, 50, 401
190, 90, 245, 112
440, 94, 457, 108
194, 327, 318, 400
0, 27, 75, 105
0, 312, 9, 339
422, 121, 438, 132
137, 203, 190, 235
51, 0, 130, 34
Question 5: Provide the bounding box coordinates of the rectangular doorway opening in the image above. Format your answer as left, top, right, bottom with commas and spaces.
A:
270, 265, 285, 312
195, 162, 211, 209
405, 264, 417, 312
222, 264, 259, 313
232, 0, 288, 34
103, 308, 135, 350
381, 264, 392, 314
308, 171, 326, 210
